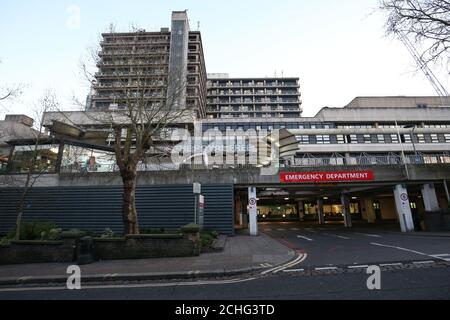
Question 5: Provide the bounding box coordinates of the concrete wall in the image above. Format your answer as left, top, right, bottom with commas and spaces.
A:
2, 164, 450, 188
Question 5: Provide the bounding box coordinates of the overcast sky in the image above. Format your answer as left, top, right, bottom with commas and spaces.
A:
0, 0, 448, 119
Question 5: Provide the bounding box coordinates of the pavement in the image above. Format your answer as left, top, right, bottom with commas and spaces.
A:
0, 231, 295, 287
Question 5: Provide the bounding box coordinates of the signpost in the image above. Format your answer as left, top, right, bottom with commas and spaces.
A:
198, 195, 205, 229
248, 187, 258, 236
193, 182, 201, 225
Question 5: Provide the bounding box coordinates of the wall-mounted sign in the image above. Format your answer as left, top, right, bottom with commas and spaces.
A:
280, 170, 375, 183
193, 182, 201, 194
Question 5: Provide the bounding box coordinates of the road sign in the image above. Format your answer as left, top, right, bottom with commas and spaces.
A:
400, 193, 409, 202
193, 182, 201, 194
249, 198, 257, 207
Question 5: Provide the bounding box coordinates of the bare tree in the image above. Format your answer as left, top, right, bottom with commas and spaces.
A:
72, 27, 195, 235
13, 90, 59, 240
0, 60, 23, 110
379, 0, 450, 67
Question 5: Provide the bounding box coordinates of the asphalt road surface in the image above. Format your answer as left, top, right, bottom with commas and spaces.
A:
0, 265, 449, 300
259, 222, 450, 268
1, 223, 449, 300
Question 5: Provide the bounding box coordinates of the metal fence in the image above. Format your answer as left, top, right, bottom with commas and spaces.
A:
56, 153, 450, 174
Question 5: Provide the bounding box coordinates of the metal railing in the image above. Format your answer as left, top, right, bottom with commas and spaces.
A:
56, 153, 450, 174
291, 154, 450, 167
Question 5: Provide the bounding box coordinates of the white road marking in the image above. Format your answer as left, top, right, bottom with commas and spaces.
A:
304, 228, 317, 233
430, 255, 450, 261
260, 263, 273, 268
297, 235, 314, 242
380, 263, 403, 267
371, 243, 450, 262
276, 229, 285, 231
315, 267, 338, 271
413, 261, 435, 265
283, 268, 305, 273
324, 233, 351, 240
355, 232, 382, 238
290, 228, 300, 231
370, 242, 429, 256
0, 277, 259, 292
348, 265, 369, 269
17, 276, 32, 282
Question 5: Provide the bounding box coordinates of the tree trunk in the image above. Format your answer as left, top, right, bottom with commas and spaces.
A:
15, 173, 32, 241
121, 168, 140, 235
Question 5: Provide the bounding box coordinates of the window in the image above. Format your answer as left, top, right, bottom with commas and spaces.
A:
316, 135, 330, 144
297, 135, 309, 144
377, 134, 385, 144
403, 134, 412, 143
390, 134, 399, 143
337, 135, 345, 144
417, 134, 425, 143
349, 134, 358, 144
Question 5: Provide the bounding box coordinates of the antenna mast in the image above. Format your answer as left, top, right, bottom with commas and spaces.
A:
396, 31, 449, 98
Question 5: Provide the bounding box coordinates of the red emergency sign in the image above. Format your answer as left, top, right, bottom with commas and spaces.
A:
280, 170, 375, 183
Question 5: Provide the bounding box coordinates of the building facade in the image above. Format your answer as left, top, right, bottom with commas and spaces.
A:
88, 11, 208, 119
206, 74, 302, 119
1, 12, 450, 236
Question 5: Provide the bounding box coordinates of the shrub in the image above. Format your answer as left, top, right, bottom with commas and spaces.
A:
7, 222, 59, 241
200, 232, 214, 247
200, 230, 219, 248
100, 228, 115, 238
42, 228, 62, 241
0, 237, 10, 246
211, 231, 219, 239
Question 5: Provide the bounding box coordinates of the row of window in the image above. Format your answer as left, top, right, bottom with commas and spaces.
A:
202, 123, 335, 131
296, 134, 450, 144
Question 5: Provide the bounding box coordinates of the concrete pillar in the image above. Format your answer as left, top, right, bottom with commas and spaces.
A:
444, 180, 450, 204
317, 198, 325, 225
421, 183, 440, 211
297, 200, 305, 221
393, 184, 414, 232
235, 197, 243, 226
363, 198, 376, 223
341, 194, 352, 227
248, 187, 258, 236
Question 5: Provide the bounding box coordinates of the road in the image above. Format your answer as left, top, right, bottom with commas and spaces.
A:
0, 265, 449, 300
0, 222, 449, 300
259, 222, 450, 268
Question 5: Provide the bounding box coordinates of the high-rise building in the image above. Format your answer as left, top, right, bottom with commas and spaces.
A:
87, 11, 207, 119
206, 74, 302, 119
